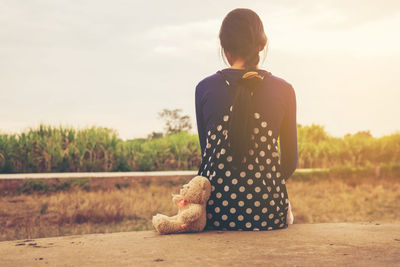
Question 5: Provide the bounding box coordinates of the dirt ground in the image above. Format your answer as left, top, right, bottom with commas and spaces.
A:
0, 222, 399, 266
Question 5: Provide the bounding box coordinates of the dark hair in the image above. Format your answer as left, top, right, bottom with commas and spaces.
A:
219, 8, 268, 70
219, 8, 268, 166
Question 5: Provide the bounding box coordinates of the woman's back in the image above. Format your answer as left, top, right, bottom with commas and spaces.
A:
195, 67, 298, 231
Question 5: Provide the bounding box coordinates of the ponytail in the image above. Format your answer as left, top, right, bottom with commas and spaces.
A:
228, 70, 265, 166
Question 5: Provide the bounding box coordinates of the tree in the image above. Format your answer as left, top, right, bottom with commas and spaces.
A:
147, 131, 164, 139
158, 108, 192, 134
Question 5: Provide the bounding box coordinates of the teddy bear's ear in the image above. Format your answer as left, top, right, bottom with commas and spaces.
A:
202, 179, 207, 189
201, 176, 211, 189
200, 177, 211, 203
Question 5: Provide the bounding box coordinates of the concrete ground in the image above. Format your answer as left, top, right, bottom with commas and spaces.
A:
0, 169, 319, 180
0, 222, 399, 266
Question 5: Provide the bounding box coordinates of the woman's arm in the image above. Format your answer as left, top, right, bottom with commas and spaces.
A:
195, 82, 206, 158
279, 84, 298, 181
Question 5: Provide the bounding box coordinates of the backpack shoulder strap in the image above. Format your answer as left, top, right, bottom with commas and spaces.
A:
217, 70, 231, 86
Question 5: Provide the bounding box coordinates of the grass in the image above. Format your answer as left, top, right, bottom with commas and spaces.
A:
1, 176, 399, 241
288, 177, 400, 223
1, 123, 399, 173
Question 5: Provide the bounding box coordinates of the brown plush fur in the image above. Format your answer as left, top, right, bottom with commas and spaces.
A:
152, 176, 211, 234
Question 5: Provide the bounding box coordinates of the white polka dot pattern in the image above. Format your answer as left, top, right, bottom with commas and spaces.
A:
199, 104, 289, 231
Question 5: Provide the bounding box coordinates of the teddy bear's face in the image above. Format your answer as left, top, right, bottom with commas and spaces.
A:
179, 176, 211, 204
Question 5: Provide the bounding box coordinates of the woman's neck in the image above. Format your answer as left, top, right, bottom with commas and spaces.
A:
229, 60, 259, 70
229, 59, 246, 69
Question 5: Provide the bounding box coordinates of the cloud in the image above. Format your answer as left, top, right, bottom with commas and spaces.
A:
0, 0, 399, 139
144, 19, 220, 40
144, 19, 221, 56
255, 2, 400, 56
271, 0, 400, 30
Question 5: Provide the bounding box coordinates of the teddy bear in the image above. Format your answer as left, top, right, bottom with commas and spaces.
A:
152, 175, 211, 234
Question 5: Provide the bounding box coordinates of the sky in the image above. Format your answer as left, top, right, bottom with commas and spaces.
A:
1, 0, 399, 140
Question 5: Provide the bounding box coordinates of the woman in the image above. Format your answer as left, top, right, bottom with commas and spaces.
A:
195, 8, 298, 231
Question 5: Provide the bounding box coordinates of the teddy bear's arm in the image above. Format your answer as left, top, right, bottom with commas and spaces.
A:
180, 204, 203, 223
